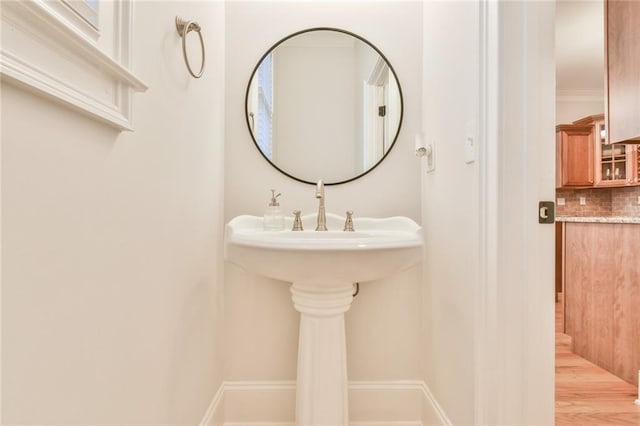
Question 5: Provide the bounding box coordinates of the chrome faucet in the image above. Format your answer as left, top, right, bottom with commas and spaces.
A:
315, 180, 328, 231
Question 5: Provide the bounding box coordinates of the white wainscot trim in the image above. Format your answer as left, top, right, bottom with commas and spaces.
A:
0, 0, 147, 131
200, 380, 451, 426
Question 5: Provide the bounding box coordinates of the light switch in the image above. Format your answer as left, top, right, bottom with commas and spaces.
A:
465, 120, 475, 164
426, 138, 436, 173
464, 136, 475, 164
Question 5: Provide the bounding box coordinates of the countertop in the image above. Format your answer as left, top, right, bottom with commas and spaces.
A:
556, 216, 640, 224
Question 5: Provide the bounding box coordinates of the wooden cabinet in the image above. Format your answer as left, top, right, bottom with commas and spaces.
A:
605, 0, 640, 144
636, 146, 640, 182
555, 222, 564, 306
579, 114, 638, 186
564, 222, 640, 386
597, 143, 636, 186
556, 124, 594, 188
557, 114, 639, 188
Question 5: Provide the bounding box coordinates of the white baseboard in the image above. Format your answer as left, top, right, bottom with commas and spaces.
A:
200, 380, 450, 426
419, 382, 451, 426
200, 383, 224, 426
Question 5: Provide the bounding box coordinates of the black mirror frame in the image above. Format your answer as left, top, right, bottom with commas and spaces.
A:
244, 27, 404, 186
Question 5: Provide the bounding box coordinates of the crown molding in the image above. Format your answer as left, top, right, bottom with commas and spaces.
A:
556, 89, 605, 103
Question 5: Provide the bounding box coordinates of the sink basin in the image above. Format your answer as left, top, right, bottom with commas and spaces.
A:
224, 212, 424, 425
225, 213, 423, 284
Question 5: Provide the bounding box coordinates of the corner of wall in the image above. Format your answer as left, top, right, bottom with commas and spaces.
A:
199, 384, 225, 426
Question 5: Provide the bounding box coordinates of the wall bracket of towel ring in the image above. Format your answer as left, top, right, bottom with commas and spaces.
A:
175, 16, 205, 79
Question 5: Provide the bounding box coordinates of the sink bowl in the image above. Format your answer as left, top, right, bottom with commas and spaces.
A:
224, 213, 424, 284
224, 212, 423, 425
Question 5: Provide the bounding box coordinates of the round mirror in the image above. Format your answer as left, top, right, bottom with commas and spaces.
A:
245, 28, 403, 185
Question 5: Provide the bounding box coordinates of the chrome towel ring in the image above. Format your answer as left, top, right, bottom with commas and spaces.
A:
175, 16, 205, 79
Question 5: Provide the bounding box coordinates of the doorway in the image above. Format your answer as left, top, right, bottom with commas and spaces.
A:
554, 1, 640, 424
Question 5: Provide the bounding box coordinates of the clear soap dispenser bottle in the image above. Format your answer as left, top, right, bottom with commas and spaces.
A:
264, 189, 285, 231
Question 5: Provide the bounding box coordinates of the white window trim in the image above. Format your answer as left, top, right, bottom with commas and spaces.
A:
53, 0, 100, 41
0, 0, 147, 131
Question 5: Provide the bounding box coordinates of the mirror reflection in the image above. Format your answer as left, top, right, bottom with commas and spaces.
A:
245, 28, 403, 185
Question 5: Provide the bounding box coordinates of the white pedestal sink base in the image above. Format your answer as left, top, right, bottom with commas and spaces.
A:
291, 282, 354, 426
225, 213, 424, 425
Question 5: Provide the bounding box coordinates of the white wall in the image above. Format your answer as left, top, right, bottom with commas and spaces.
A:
421, 2, 479, 424
421, 2, 555, 425
556, 97, 604, 124
224, 0, 423, 387
1, 1, 225, 423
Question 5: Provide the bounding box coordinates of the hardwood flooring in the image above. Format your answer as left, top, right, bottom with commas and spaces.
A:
555, 299, 640, 425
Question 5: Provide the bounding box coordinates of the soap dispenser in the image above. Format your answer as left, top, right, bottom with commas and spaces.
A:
264, 189, 285, 231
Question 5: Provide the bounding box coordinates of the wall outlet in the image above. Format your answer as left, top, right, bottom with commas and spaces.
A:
579, 196, 586, 206
557, 197, 565, 206
637, 196, 640, 205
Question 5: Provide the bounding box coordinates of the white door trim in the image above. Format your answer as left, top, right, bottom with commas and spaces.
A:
475, 1, 556, 424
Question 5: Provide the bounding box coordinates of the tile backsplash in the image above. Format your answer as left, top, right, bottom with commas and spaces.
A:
556, 186, 640, 217
611, 187, 640, 216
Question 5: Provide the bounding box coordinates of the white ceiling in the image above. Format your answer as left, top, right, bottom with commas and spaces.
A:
555, 0, 604, 94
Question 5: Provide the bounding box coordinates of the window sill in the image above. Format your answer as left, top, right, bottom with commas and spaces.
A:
0, 0, 147, 131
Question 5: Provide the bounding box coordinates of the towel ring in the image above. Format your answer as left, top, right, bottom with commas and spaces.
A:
175, 16, 205, 79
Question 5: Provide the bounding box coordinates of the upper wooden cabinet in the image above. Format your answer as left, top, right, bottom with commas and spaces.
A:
597, 142, 636, 186
575, 114, 636, 186
557, 114, 639, 188
556, 123, 594, 188
636, 146, 640, 182
605, 0, 640, 144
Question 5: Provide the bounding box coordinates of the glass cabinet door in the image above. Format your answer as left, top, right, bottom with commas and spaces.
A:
595, 119, 634, 186
600, 144, 626, 183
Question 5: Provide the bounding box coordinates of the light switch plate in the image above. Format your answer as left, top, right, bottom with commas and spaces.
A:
464, 120, 475, 164
579, 196, 586, 205
426, 138, 436, 173
557, 197, 565, 206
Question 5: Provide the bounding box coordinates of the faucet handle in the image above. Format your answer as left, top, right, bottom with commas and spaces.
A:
343, 210, 355, 232
292, 210, 304, 231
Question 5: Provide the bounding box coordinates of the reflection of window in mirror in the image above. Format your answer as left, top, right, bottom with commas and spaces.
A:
248, 54, 274, 159
363, 59, 400, 170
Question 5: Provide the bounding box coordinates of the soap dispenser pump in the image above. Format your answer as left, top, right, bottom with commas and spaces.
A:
264, 189, 285, 231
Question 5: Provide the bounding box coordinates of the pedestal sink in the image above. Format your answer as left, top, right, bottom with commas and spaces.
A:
224, 213, 424, 425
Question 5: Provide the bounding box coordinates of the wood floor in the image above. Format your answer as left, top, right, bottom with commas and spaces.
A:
555, 299, 640, 425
